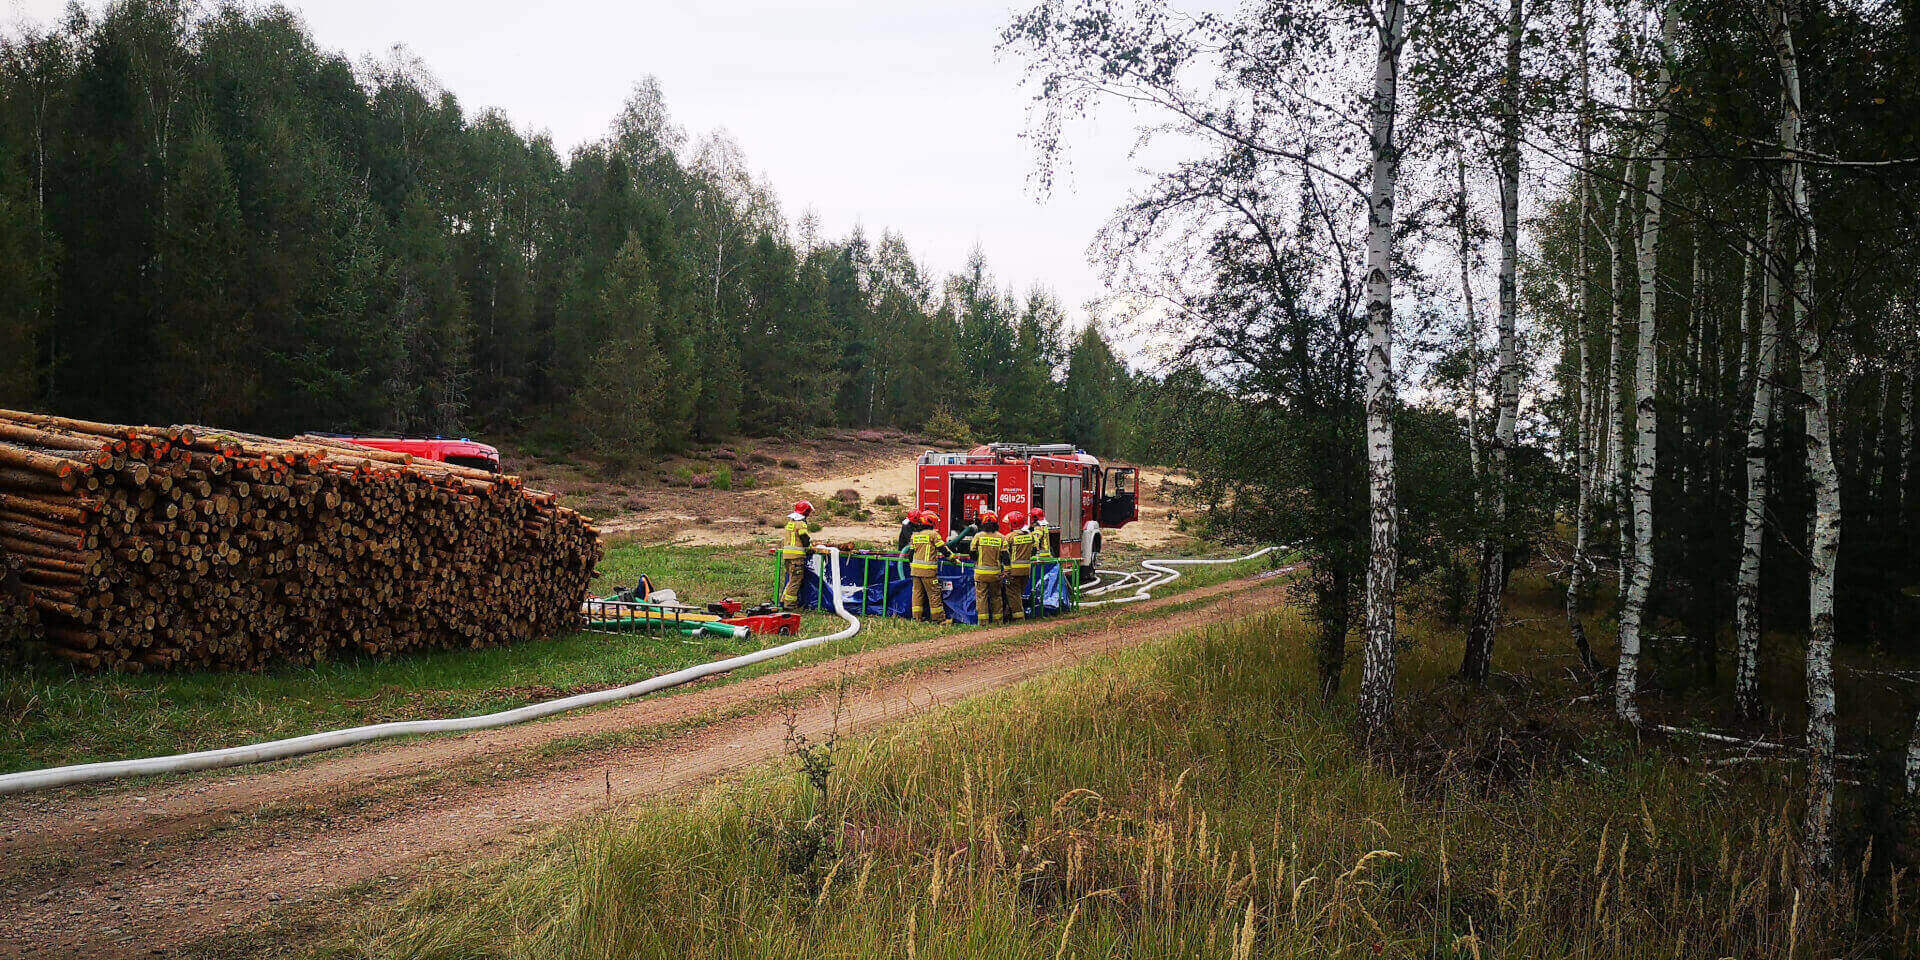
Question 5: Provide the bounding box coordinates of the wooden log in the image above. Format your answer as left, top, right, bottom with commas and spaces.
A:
0, 491, 92, 523
0, 467, 77, 494
0, 521, 84, 550
0, 443, 89, 480
48, 645, 99, 668
0, 421, 112, 454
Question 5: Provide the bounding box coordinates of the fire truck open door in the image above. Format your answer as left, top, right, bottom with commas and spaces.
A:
1099, 467, 1138, 527
949, 473, 996, 528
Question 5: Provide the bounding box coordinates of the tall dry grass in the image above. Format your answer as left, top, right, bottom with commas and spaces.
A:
319, 590, 1914, 959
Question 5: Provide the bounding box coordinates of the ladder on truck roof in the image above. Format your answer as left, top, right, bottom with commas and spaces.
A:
986, 442, 1080, 459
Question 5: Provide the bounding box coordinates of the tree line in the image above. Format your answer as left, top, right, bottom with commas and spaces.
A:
0, 0, 1140, 463
1004, 0, 1917, 889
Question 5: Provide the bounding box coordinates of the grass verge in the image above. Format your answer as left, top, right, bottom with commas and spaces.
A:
0, 542, 1276, 776
314, 577, 1912, 960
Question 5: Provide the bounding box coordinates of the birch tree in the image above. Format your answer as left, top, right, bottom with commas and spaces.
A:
1462, 0, 1522, 683
1357, 0, 1409, 737
1734, 198, 1781, 722
1614, 4, 1674, 725
1457, 155, 1484, 486
1605, 160, 1633, 598
1768, 0, 1840, 882
1564, 0, 1599, 674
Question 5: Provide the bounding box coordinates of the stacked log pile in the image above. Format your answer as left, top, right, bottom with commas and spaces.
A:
0, 549, 39, 658
0, 410, 601, 672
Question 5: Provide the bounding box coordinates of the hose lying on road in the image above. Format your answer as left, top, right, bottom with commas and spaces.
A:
1079, 546, 1282, 608
0, 549, 863, 797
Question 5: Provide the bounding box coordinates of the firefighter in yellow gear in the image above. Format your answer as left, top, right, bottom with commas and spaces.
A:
906, 510, 952, 624
1030, 507, 1055, 560
1004, 509, 1036, 621
970, 509, 1007, 623
779, 500, 815, 609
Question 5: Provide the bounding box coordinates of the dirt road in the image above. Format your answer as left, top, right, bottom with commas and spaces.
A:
0, 573, 1286, 959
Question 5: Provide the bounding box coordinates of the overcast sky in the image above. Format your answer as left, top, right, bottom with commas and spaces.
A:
8, 0, 1152, 330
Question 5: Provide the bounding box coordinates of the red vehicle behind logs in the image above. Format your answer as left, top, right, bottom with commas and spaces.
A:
915, 442, 1138, 573
340, 436, 501, 473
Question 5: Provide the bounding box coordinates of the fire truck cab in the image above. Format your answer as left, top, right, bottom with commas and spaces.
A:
915, 442, 1139, 573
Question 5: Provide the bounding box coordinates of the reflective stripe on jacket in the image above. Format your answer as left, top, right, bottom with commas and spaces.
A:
1032, 521, 1053, 558
909, 529, 944, 575
1008, 530, 1037, 573
972, 532, 1006, 575
781, 519, 810, 558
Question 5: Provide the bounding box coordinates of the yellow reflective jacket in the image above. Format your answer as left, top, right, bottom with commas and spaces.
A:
908, 529, 945, 576
972, 532, 1006, 576
1032, 521, 1053, 558
781, 519, 811, 558
1007, 530, 1038, 573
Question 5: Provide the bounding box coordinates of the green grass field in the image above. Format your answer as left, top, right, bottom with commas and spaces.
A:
312, 575, 1914, 960
0, 541, 1277, 776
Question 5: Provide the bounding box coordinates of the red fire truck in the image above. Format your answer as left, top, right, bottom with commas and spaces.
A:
915, 443, 1139, 573
343, 436, 502, 473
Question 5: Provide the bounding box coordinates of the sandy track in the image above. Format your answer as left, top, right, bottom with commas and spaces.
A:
0, 575, 1284, 959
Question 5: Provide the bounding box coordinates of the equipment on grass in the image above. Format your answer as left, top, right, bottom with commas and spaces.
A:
723, 612, 802, 636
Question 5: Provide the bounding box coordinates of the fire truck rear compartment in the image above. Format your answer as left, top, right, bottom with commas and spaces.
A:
949, 474, 997, 527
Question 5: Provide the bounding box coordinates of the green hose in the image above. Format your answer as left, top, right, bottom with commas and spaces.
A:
678, 621, 749, 640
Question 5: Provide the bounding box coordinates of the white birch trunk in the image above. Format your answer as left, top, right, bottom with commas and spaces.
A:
1681, 232, 1702, 495
1737, 238, 1757, 394
1459, 156, 1483, 487
1607, 169, 1634, 597
1464, 0, 1523, 681
1771, 0, 1840, 881
1902, 342, 1915, 507
1878, 367, 1900, 502
1614, 6, 1674, 725
1907, 711, 1920, 797
1358, 0, 1407, 738
1566, 0, 1598, 671
1735, 199, 1782, 722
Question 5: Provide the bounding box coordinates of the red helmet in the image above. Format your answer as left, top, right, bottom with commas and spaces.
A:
793, 500, 813, 517
1003, 509, 1026, 528
1031, 507, 1045, 523
919, 509, 940, 525
979, 509, 998, 526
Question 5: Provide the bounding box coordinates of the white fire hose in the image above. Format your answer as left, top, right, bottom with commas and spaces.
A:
1078, 546, 1282, 607
0, 548, 864, 796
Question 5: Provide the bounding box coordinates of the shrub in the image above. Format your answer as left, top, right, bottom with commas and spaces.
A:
673, 464, 695, 486
923, 403, 973, 444
711, 464, 733, 491
874, 494, 900, 506
833, 488, 860, 504
779, 458, 802, 469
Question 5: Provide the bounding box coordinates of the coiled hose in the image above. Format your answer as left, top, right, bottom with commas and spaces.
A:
0, 549, 863, 796
1078, 546, 1282, 607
